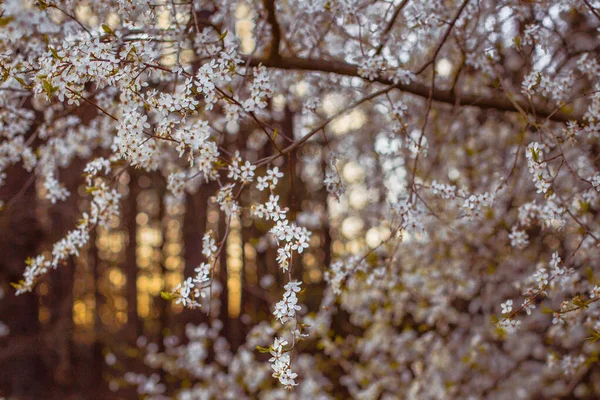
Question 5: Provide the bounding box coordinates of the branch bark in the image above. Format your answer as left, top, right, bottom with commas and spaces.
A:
247, 55, 580, 123
263, 0, 281, 59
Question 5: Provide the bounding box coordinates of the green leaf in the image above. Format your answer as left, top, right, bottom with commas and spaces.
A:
541, 304, 554, 314
0, 16, 15, 27
579, 200, 590, 213
160, 291, 174, 300
585, 328, 600, 343
102, 24, 114, 35
530, 147, 539, 163
256, 345, 271, 353
42, 79, 57, 95
513, 36, 521, 48
219, 30, 228, 40
572, 296, 587, 309
49, 47, 62, 60
14, 76, 29, 88
10, 280, 25, 289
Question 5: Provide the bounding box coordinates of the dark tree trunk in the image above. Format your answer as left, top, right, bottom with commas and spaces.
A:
0, 164, 45, 399
125, 170, 141, 342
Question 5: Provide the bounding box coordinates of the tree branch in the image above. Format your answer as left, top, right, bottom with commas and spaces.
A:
415, 0, 470, 75
374, 0, 410, 56
263, 0, 281, 59
248, 55, 581, 123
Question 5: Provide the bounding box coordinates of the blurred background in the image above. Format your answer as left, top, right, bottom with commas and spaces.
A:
0, 98, 355, 399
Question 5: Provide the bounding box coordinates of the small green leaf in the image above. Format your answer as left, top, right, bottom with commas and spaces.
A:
42, 79, 57, 95
530, 147, 539, 163
49, 47, 62, 60
572, 296, 587, 308
541, 305, 554, 314
102, 24, 114, 35
585, 328, 600, 343
256, 345, 271, 353
160, 291, 174, 300
14, 76, 28, 88
0, 16, 15, 27
514, 36, 521, 48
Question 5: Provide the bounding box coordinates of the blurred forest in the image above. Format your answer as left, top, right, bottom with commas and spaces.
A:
4, 0, 600, 398
0, 104, 332, 399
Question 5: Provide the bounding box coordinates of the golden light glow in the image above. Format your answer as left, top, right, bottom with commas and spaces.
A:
136, 212, 149, 225
308, 268, 322, 282
138, 288, 150, 319
366, 227, 382, 248
332, 240, 345, 256
139, 226, 162, 247
165, 255, 181, 270
323, 93, 345, 115
341, 216, 364, 239
343, 162, 365, 183
244, 242, 258, 286
331, 109, 366, 135
294, 81, 309, 96
227, 216, 243, 318
39, 306, 50, 323
164, 205, 184, 313
347, 239, 364, 255
348, 186, 369, 210
37, 282, 48, 296
235, 3, 256, 54
436, 58, 453, 78
109, 268, 126, 288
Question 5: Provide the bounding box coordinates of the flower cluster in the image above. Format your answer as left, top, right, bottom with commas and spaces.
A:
5, 0, 600, 398
357, 55, 386, 81
526, 142, 551, 194
508, 227, 529, 249
324, 155, 345, 200
430, 180, 457, 200
462, 192, 494, 219
171, 233, 216, 308
228, 151, 257, 184
17, 180, 121, 294
256, 167, 284, 191
269, 337, 298, 389
273, 281, 302, 323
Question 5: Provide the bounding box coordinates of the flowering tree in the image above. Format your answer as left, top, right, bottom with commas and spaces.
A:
2, 0, 600, 398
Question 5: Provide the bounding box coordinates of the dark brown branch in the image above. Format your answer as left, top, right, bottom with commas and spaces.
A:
415, 0, 470, 75
582, 0, 600, 23
374, 0, 410, 56
263, 0, 281, 59
248, 55, 580, 122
